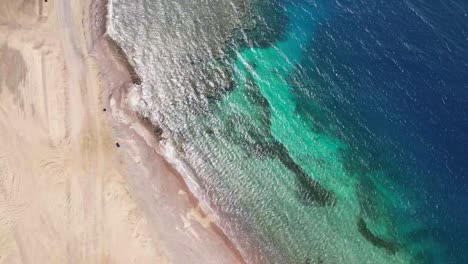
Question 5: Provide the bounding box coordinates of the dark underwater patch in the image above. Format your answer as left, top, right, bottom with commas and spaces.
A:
276, 147, 336, 207
357, 217, 398, 254
233, 0, 289, 49
221, 77, 336, 207
188, 58, 234, 97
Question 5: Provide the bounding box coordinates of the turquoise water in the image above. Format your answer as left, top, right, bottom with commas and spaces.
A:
199, 0, 464, 262
200, 2, 418, 262
177, 1, 439, 262
110, 0, 468, 262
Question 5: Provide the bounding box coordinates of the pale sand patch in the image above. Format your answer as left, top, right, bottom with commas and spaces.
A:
0, 0, 38, 26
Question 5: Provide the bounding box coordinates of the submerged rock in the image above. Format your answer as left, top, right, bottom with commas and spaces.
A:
357, 217, 398, 254
275, 149, 336, 207
221, 80, 336, 207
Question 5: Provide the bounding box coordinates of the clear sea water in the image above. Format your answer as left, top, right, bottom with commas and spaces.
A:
108, 0, 468, 263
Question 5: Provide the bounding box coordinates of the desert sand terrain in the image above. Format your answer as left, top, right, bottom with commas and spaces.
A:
0, 0, 242, 263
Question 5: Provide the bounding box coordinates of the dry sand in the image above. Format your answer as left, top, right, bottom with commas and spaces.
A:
0, 0, 243, 263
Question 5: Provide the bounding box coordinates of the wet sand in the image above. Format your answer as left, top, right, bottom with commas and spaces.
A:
0, 0, 244, 263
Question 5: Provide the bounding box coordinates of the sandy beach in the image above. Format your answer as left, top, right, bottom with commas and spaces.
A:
0, 0, 244, 263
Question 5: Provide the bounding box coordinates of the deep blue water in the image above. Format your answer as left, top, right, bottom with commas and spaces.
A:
285, 0, 468, 262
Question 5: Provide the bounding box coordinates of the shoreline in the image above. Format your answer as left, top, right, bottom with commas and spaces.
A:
89, 0, 248, 263
0, 0, 246, 262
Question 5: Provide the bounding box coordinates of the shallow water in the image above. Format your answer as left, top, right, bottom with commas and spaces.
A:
109, 0, 468, 263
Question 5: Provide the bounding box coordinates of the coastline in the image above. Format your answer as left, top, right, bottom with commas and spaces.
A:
101, 0, 269, 262
0, 0, 245, 263
90, 0, 248, 263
